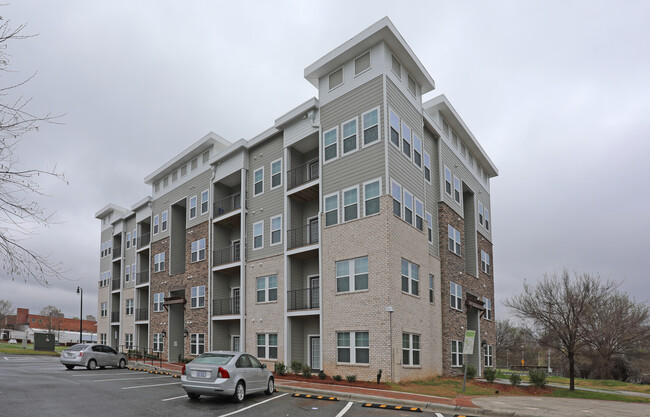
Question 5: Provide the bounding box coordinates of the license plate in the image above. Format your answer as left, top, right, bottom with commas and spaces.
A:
192, 370, 210, 378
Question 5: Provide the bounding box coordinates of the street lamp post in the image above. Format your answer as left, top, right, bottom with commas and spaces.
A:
76, 287, 83, 343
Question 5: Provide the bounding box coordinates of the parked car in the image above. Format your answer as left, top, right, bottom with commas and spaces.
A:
60, 343, 128, 370
181, 351, 274, 402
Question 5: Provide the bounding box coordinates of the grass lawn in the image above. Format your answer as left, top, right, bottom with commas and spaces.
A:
0, 342, 65, 355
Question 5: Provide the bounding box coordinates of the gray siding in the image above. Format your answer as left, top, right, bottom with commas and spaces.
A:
215, 151, 246, 183
123, 216, 136, 268
424, 128, 440, 258
284, 116, 319, 149
463, 192, 477, 276
170, 205, 186, 276
100, 228, 113, 276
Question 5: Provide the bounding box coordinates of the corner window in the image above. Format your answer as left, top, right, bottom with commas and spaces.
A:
450, 281, 462, 311
415, 199, 424, 231
154, 252, 165, 273
270, 215, 282, 246
336, 257, 368, 293
401, 122, 411, 159
323, 127, 338, 162
425, 212, 433, 244
401, 259, 419, 296
161, 210, 168, 232
453, 176, 461, 205
481, 250, 491, 275
253, 221, 264, 250
444, 166, 452, 196
402, 333, 420, 366
354, 51, 370, 75
448, 225, 461, 256
191, 333, 205, 355
391, 55, 401, 79
337, 331, 369, 364
389, 110, 400, 148
328, 68, 343, 90
191, 285, 205, 308
153, 293, 164, 312
424, 152, 431, 183
257, 333, 278, 359
153, 215, 159, 235
451, 340, 464, 367
413, 134, 422, 168
403, 190, 413, 225
256, 275, 278, 303
342, 118, 358, 154
271, 159, 282, 190
391, 180, 402, 217
189, 196, 197, 219
342, 186, 358, 222
362, 107, 379, 146
200, 190, 209, 215
363, 179, 380, 216
324, 193, 339, 226
191, 239, 206, 262
483, 297, 492, 320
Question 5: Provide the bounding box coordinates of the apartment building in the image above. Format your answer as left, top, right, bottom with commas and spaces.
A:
95, 17, 498, 381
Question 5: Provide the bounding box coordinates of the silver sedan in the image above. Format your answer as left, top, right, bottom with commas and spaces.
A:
60, 343, 128, 370
181, 351, 274, 402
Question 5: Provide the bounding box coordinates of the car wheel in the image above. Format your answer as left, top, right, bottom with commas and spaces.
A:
118, 359, 126, 369
87, 359, 97, 370
187, 393, 200, 401
65, 365, 74, 370
265, 377, 274, 395
232, 381, 245, 403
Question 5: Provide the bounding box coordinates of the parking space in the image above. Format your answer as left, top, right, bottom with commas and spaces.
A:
0, 355, 460, 417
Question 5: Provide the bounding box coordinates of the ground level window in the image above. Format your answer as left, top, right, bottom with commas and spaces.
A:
451, 340, 463, 367
484, 344, 493, 367
153, 333, 164, 352
337, 331, 369, 364
257, 333, 278, 359
402, 333, 420, 365
191, 333, 205, 355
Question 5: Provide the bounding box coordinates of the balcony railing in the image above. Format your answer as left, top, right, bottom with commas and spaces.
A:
287, 158, 319, 189
213, 243, 241, 267
111, 279, 120, 291
213, 193, 242, 217
212, 297, 240, 315
287, 287, 320, 311
112, 245, 121, 259
137, 233, 150, 249
136, 270, 149, 285
110, 311, 119, 322
287, 222, 319, 250
135, 308, 148, 321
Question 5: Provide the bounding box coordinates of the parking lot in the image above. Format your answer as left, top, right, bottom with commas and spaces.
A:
0, 355, 461, 417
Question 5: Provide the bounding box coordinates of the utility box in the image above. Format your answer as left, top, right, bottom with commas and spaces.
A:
34, 333, 55, 351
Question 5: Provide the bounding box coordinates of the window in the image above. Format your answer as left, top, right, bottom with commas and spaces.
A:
337, 331, 369, 364
342, 118, 358, 154
324, 193, 339, 226
478, 201, 484, 226
153, 333, 164, 352
126, 232, 131, 249
125, 299, 134, 315
172, 170, 178, 182
181, 165, 187, 177
442, 118, 449, 136
125, 334, 133, 349
191, 239, 206, 262
407, 74, 416, 96
153, 215, 159, 235
253, 221, 264, 250
329, 68, 343, 90
413, 134, 422, 168
200, 190, 209, 215
253, 167, 264, 196
100, 302, 107, 317
484, 345, 493, 367
401, 259, 419, 296
362, 107, 379, 146
484, 208, 490, 231
202, 150, 210, 164
391, 180, 402, 217
153, 293, 164, 312
336, 257, 368, 292
270, 215, 282, 246
163, 177, 169, 188
401, 122, 411, 158
132, 229, 136, 247
452, 130, 459, 148
154, 182, 160, 193
453, 176, 461, 204
124, 265, 130, 282
448, 225, 461, 256
481, 250, 491, 275
190, 158, 198, 170
191, 285, 205, 308
389, 110, 400, 148
189, 196, 197, 219
461, 142, 467, 158
483, 297, 492, 320
391, 55, 401, 78
271, 159, 282, 189
451, 340, 464, 367
429, 275, 434, 303
402, 333, 420, 366
415, 199, 424, 231
323, 127, 338, 162
100, 334, 106, 345
424, 152, 431, 182
450, 281, 462, 310
154, 252, 165, 273
444, 167, 452, 196
257, 333, 278, 359
354, 51, 370, 75
191, 334, 205, 355
363, 179, 380, 216
343, 186, 359, 222
425, 212, 433, 244
161, 210, 168, 232
403, 190, 413, 225
256, 275, 277, 303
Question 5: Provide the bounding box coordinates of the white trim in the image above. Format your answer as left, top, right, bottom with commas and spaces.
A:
342, 185, 360, 222
253, 166, 265, 197
388, 107, 400, 149
270, 214, 282, 247
443, 165, 453, 197
323, 126, 339, 164
412, 133, 423, 170
153, 215, 160, 235
191, 238, 206, 262
361, 106, 381, 148
425, 211, 433, 245
200, 190, 209, 215
161, 210, 168, 232
450, 281, 462, 311
190, 285, 206, 309
327, 66, 344, 91
189, 195, 198, 219
353, 50, 371, 77
407, 74, 417, 97
414, 198, 424, 231
391, 54, 402, 80
448, 224, 461, 256
341, 116, 359, 156
270, 158, 283, 190
336, 331, 369, 365
453, 175, 461, 205
323, 192, 340, 226
362, 177, 382, 217
390, 179, 403, 218
403, 189, 414, 225
252, 220, 264, 250
401, 121, 412, 160
423, 151, 432, 184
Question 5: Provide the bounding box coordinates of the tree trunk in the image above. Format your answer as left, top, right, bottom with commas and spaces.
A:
568, 352, 575, 391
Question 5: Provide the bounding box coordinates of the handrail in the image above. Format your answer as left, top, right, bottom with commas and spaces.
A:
287, 222, 319, 250
287, 158, 319, 189
213, 243, 241, 267
287, 287, 320, 311
213, 193, 242, 217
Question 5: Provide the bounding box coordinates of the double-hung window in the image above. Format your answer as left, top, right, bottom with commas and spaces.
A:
153, 215, 159, 235
191, 239, 206, 262
256, 275, 277, 302
270, 215, 282, 246
257, 333, 278, 359
389, 110, 400, 148
453, 177, 461, 204
125, 334, 133, 349
403, 190, 413, 225
484, 208, 490, 231
481, 250, 491, 274
125, 298, 134, 315
343, 186, 358, 222
337, 331, 369, 364
412, 134, 422, 168
154, 252, 165, 272
153, 292, 164, 312
189, 196, 197, 219
448, 225, 461, 256
415, 199, 424, 231
271, 159, 282, 189
450, 282, 462, 310
362, 107, 379, 146
132, 229, 136, 247
363, 179, 380, 216
425, 212, 433, 244
424, 152, 431, 182
444, 167, 452, 196
324, 193, 339, 226
124, 265, 130, 282
401, 122, 411, 158
391, 180, 402, 217
200, 190, 209, 215
323, 127, 338, 162
429, 274, 435, 303
253, 221, 264, 250
342, 118, 357, 154
451, 340, 464, 367
153, 333, 164, 352
253, 167, 264, 196
484, 345, 493, 367
336, 257, 368, 292
191, 334, 205, 355
161, 210, 168, 232
126, 232, 131, 249
402, 333, 420, 366
191, 285, 205, 308
401, 259, 419, 296
100, 302, 107, 317
478, 201, 484, 226
483, 297, 492, 320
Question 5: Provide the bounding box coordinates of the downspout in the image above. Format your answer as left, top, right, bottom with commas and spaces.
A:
208, 163, 217, 351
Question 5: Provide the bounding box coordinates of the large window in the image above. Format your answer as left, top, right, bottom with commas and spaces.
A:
201, 190, 209, 215
448, 225, 461, 256
483, 297, 492, 320
253, 221, 264, 250
270, 215, 282, 246
323, 127, 338, 162
481, 250, 491, 275
153, 333, 164, 352
389, 110, 400, 148
191, 286, 205, 308
429, 275, 434, 303
343, 186, 359, 222
125, 298, 134, 315
161, 210, 168, 232
401, 122, 411, 158
337, 331, 369, 364
363, 179, 380, 216
412, 134, 422, 168
342, 117, 358, 154
153, 292, 164, 312
324, 193, 339, 226
402, 333, 420, 366
401, 259, 419, 296
425, 212, 433, 244
451, 340, 464, 367
191, 333, 205, 355
154, 252, 165, 273
403, 190, 413, 225
256, 275, 277, 303
271, 159, 282, 190
415, 199, 424, 231
484, 345, 493, 367
424, 152, 431, 183
257, 333, 278, 359
191, 239, 206, 262
336, 257, 368, 293
189, 196, 198, 219
254, 167, 264, 196
450, 282, 462, 311
444, 166, 452, 196
391, 180, 402, 217
362, 107, 379, 146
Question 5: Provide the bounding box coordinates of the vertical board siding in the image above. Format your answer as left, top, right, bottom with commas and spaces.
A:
463, 193, 477, 276
170, 205, 186, 275
424, 128, 440, 258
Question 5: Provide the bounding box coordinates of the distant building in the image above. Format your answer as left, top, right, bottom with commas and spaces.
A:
1, 308, 97, 343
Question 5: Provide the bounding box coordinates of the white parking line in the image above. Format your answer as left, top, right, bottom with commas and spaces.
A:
435, 413, 445, 417
161, 394, 188, 402
335, 401, 353, 417
217, 393, 288, 417
121, 382, 180, 390
94, 375, 171, 382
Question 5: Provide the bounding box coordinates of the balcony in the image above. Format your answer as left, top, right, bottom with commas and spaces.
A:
137, 233, 150, 249
111, 279, 120, 291
213, 243, 241, 268
213, 193, 242, 218
212, 297, 240, 316
112, 245, 121, 259
287, 223, 319, 250
110, 311, 119, 322
288, 158, 319, 189
136, 270, 149, 285
287, 287, 320, 311
135, 308, 148, 321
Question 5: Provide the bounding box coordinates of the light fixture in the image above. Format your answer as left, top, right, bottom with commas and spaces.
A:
162, 330, 166, 337
184, 329, 189, 338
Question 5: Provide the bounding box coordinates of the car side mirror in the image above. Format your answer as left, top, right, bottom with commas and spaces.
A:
261, 364, 267, 369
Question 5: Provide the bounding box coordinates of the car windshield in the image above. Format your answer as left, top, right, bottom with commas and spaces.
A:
191, 353, 234, 365
67, 344, 87, 351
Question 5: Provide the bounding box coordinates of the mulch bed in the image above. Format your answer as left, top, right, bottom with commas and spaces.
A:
274, 373, 391, 390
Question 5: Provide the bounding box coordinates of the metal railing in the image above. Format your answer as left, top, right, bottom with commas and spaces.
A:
119, 345, 162, 368
111, 279, 120, 291
213, 193, 242, 217
110, 311, 119, 322
135, 308, 148, 321
287, 158, 319, 189
287, 222, 319, 250
112, 245, 121, 259
212, 297, 240, 315
137, 233, 150, 249
136, 270, 149, 285
287, 287, 320, 311
213, 243, 241, 267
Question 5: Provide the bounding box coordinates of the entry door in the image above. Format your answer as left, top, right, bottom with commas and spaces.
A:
232, 288, 240, 314
232, 336, 240, 352
310, 336, 321, 371
309, 276, 320, 309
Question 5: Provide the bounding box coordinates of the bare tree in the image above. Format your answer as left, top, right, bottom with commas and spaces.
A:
0, 14, 66, 285
0, 299, 13, 326
40, 305, 62, 335
505, 270, 615, 390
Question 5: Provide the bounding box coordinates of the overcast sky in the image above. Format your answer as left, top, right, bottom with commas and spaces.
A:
1, 1, 648, 320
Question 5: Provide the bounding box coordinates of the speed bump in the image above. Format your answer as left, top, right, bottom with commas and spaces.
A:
362, 403, 422, 412
292, 393, 339, 401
